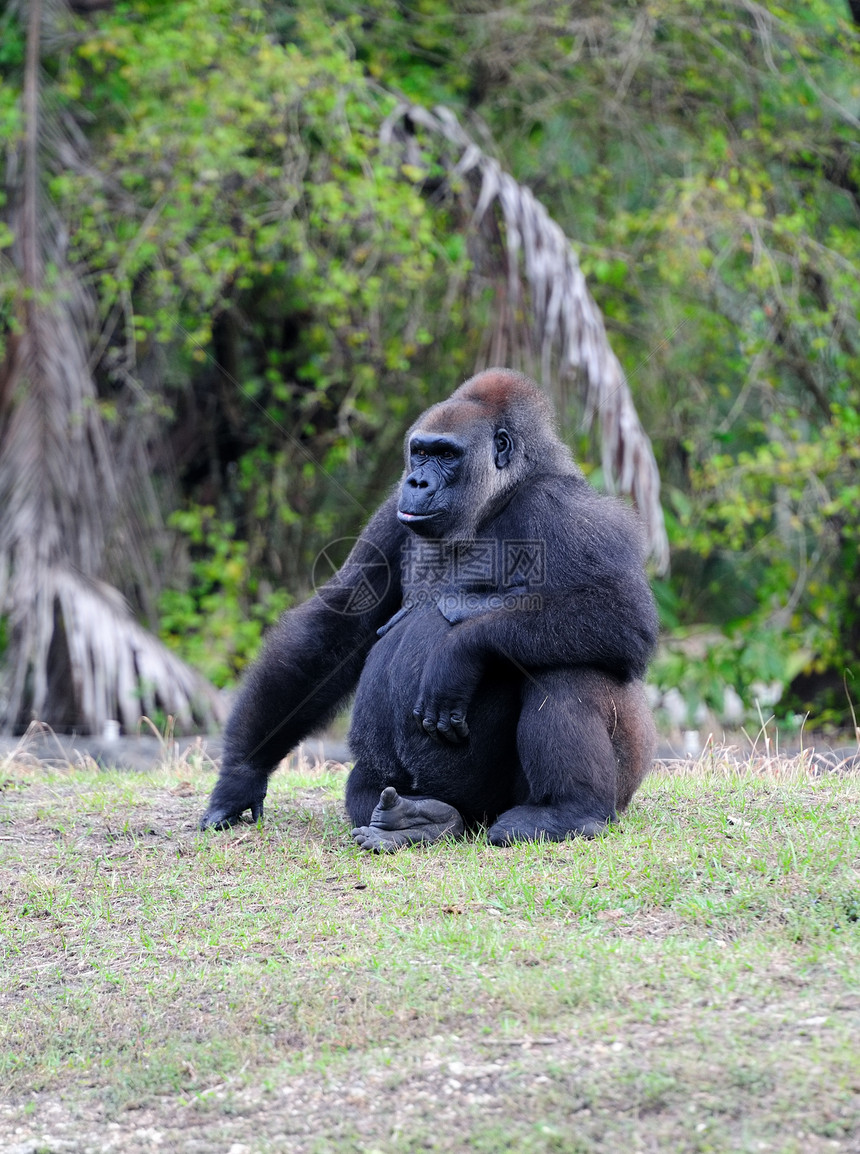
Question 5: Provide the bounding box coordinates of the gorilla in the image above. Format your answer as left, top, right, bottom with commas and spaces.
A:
201, 369, 658, 849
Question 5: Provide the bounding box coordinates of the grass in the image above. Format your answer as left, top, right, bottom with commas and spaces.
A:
0, 741, 859, 1153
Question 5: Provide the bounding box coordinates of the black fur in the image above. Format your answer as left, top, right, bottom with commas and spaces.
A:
201, 370, 658, 846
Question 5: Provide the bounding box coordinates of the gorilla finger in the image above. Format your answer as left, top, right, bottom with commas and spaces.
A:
251, 801, 265, 823
413, 707, 427, 734
199, 808, 236, 831
435, 717, 463, 745
421, 716, 439, 738
450, 711, 470, 740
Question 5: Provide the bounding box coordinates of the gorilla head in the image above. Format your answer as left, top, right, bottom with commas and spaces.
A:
397, 370, 574, 539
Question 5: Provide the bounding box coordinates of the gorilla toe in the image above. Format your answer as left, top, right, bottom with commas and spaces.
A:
351, 825, 413, 853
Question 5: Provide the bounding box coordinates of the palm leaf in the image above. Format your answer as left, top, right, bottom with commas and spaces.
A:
382, 103, 669, 573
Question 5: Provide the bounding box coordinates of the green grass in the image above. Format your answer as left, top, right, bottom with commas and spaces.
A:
1, 747, 859, 1152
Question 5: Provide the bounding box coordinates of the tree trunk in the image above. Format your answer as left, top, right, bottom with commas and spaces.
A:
0, 0, 223, 734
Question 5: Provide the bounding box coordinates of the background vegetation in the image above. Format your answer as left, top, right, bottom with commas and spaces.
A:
1, 0, 859, 732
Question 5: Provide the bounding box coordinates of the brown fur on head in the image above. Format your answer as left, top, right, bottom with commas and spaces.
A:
453, 368, 554, 418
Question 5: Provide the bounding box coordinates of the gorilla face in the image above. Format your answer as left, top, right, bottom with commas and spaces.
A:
397, 435, 466, 536
397, 427, 514, 538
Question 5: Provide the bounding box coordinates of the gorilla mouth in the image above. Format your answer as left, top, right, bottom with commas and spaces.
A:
397, 510, 437, 524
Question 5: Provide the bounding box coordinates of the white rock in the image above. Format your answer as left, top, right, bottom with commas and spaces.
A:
722, 684, 746, 725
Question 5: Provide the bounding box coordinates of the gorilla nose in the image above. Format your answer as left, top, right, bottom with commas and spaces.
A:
407, 476, 429, 489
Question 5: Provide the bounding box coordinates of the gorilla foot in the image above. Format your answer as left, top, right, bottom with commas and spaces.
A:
487, 803, 613, 846
351, 786, 465, 853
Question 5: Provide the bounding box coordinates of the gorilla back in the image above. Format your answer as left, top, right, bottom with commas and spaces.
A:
201, 369, 659, 849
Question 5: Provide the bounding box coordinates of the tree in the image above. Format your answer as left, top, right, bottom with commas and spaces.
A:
381, 103, 668, 571
0, 0, 221, 732
1, 0, 668, 731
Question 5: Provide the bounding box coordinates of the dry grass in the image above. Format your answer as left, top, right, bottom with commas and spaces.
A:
0, 741, 859, 1153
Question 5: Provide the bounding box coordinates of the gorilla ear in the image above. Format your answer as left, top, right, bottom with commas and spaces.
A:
494, 428, 513, 469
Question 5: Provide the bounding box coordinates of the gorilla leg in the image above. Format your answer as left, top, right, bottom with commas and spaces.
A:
345, 762, 391, 828
611, 680, 657, 811
488, 669, 622, 845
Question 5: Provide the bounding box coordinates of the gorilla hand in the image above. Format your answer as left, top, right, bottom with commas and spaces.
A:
199, 769, 267, 830
351, 787, 465, 852
412, 634, 484, 744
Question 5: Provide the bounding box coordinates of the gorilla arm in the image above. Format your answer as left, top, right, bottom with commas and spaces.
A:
201, 497, 406, 829
414, 482, 658, 742
413, 572, 657, 743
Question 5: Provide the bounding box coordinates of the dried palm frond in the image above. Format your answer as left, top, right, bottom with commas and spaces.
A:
0, 270, 225, 733
382, 103, 670, 573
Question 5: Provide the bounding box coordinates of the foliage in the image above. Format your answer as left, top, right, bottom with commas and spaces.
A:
3, 0, 860, 723
339, 0, 860, 724
157, 507, 291, 688
682, 404, 860, 722
26, 0, 471, 663
63, 3, 440, 346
